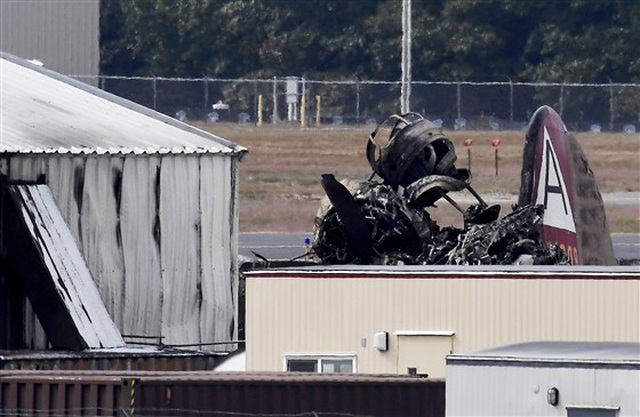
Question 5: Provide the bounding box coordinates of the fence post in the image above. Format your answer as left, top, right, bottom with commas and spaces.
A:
456, 81, 461, 121
509, 79, 514, 125
272, 76, 278, 124
203, 76, 209, 118
152, 74, 157, 110
257, 95, 263, 126
301, 94, 306, 128
301, 77, 307, 127
316, 96, 321, 128
609, 81, 614, 131
356, 80, 361, 126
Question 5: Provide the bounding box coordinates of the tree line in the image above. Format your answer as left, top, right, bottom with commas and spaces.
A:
100, 0, 639, 83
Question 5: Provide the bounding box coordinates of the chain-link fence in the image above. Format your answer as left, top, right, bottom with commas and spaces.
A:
76, 75, 639, 132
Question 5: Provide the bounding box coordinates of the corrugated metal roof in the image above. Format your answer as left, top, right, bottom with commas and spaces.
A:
0, 52, 247, 155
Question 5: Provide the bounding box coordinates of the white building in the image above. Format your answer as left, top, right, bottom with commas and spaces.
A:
446, 341, 640, 417
245, 265, 639, 377
0, 52, 247, 350
0, 0, 99, 84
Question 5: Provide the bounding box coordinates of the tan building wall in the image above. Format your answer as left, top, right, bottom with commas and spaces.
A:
245, 267, 640, 378
0, 0, 99, 83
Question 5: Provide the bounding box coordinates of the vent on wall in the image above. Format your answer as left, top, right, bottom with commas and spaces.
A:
373, 331, 388, 351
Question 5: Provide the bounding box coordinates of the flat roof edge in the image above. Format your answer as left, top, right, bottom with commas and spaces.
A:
446, 356, 640, 370
245, 264, 640, 278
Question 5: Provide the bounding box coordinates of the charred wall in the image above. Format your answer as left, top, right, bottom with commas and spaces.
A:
0, 153, 239, 350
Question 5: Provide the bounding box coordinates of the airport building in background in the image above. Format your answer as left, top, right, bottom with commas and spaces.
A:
0, 0, 99, 85
245, 265, 639, 378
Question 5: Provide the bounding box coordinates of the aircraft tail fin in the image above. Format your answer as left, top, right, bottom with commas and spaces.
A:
519, 105, 616, 265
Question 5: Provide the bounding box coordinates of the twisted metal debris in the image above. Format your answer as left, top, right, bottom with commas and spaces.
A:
312, 113, 570, 266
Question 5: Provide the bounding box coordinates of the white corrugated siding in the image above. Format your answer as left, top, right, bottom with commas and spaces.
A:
200, 156, 237, 349
446, 362, 639, 416
246, 271, 640, 373
120, 156, 163, 338
0, 0, 99, 81
81, 157, 126, 326
160, 156, 202, 344
5, 154, 239, 350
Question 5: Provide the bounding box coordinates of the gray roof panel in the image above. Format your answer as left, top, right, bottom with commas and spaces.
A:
448, 341, 640, 367
0, 52, 247, 156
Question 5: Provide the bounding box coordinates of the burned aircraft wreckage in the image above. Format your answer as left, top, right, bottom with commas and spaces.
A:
311, 106, 616, 266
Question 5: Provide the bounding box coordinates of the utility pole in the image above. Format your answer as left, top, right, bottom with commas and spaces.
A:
401, 0, 412, 114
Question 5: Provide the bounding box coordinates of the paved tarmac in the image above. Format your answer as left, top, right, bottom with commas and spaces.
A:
443, 191, 640, 205
239, 232, 640, 264
240, 191, 639, 263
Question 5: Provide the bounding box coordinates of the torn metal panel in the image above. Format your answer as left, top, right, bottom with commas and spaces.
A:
404, 174, 469, 209
3, 182, 124, 349
446, 205, 569, 265
319, 174, 373, 263
567, 135, 616, 265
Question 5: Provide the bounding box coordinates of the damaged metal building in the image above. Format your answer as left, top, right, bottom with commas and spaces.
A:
0, 52, 247, 351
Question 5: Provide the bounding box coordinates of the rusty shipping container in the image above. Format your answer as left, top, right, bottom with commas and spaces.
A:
1, 370, 445, 416
0, 372, 130, 416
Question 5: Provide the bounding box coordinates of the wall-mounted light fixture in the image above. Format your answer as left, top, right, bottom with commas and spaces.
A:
373, 331, 388, 351
547, 387, 559, 406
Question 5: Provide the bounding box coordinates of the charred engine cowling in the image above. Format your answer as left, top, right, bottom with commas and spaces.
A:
367, 113, 471, 208
312, 112, 570, 266
313, 178, 437, 265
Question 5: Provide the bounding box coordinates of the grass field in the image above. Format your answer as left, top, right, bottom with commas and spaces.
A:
196, 122, 640, 234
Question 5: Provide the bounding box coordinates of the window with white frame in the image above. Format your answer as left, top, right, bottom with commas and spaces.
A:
285, 355, 355, 373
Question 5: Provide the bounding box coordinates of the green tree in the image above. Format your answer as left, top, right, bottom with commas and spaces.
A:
100, 0, 640, 83
100, 0, 145, 75
521, 0, 640, 83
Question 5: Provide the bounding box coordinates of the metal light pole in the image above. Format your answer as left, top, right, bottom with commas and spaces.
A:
401, 0, 412, 114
